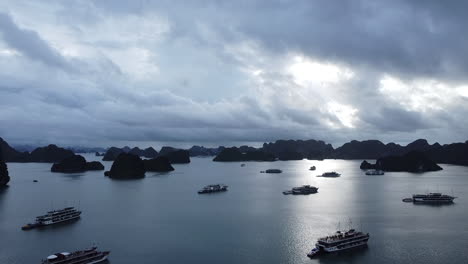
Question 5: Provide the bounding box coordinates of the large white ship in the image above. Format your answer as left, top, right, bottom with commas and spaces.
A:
22, 207, 81, 230
412, 193, 456, 203
41, 247, 110, 264
307, 228, 369, 258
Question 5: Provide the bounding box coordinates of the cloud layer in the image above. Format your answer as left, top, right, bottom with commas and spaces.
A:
1, 0, 467, 147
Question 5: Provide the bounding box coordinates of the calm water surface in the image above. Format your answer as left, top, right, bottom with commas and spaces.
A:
1, 154, 468, 263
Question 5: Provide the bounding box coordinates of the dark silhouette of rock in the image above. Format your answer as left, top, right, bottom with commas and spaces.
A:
0, 148, 10, 186
121, 146, 131, 153
127, 147, 159, 158
425, 142, 468, 166
332, 139, 444, 159
85, 161, 105, 171
0, 161, 9, 187
360, 160, 375, 170
262, 139, 333, 160
157, 147, 190, 163
51, 155, 87, 173
367, 151, 442, 172
105, 153, 145, 179
29, 144, 74, 163
189, 146, 222, 156
213, 147, 246, 162
213, 147, 276, 162
129, 147, 144, 156
142, 147, 158, 158
238, 145, 257, 153
102, 147, 124, 161
277, 151, 304, 161
332, 140, 394, 159
164, 150, 191, 164
95, 152, 104, 157
0, 137, 29, 162
159, 146, 178, 156
143, 157, 174, 172
51, 155, 105, 173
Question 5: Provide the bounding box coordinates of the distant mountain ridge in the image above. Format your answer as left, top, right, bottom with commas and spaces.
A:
212, 139, 468, 165
1, 137, 467, 166
101, 146, 190, 164
1, 137, 74, 163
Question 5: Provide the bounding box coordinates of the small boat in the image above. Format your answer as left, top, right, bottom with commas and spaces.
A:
309, 166, 316, 171
265, 169, 282, 173
240, 164, 246, 167
365, 169, 384, 175
318, 172, 340, 177
198, 184, 228, 194
283, 185, 318, 195
33, 180, 38, 182
307, 247, 321, 258
402, 198, 413, 203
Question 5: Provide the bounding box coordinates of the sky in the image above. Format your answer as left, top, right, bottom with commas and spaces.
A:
1, 0, 468, 148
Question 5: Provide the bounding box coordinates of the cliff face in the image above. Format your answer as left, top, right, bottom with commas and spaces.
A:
0, 137, 29, 162
332, 140, 393, 159
424, 142, 468, 166
28, 145, 75, 163
332, 139, 446, 160
163, 150, 191, 164
262, 139, 333, 160
144, 157, 174, 172
105, 153, 146, 179
363, 151, 443, 172
142, 147, 158, 158
188, 146, 223, 156
51, 155, 104, 173
0, 161, 10, 186
102, 147, 124, 161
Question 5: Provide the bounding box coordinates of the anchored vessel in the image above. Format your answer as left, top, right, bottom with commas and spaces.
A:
307, 229, 370, 258
198, 184, 228, 194
22, 207, 81, 230
365, 169, 384, 175
309, 166, 316, 171
283, 185, 318, 195
412, 193, 456, 203
41, 247, 110, 264
319, 172, 341, 177
265, 169, 282, 173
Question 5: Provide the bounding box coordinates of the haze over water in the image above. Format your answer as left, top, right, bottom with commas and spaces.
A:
1, 154, 468, 264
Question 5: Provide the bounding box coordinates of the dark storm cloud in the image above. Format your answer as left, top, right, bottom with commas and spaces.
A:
89, 0, 468, 81
0, 12, 71, 71
361, 107, 432, 133
0, 0, 467, 147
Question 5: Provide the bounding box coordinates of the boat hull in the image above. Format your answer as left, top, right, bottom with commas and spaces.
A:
88, 254, 109, 264
413, 198, 454, 203
322, 240, 369, 253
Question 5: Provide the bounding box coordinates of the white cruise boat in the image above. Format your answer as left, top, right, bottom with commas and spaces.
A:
307, 229, 369, 258
41, 247, 110, 264
22, 207, 81, 230
412, 193, 456, 203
